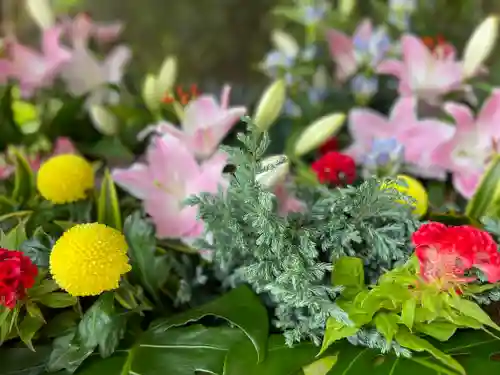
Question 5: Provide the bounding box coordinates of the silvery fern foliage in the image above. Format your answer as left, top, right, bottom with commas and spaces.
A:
188, 120, 420, 346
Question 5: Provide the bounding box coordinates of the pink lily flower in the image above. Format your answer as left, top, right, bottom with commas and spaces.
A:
61, 13, 123, 46
0, 27, 71, 97
431, 90, 500, 198
112, 134, 228, 239
377, 35, 464, 103
345, 97, 453, 179
138, 85, 246, 159
60, 42, 131, 105
326, 19, 391, 82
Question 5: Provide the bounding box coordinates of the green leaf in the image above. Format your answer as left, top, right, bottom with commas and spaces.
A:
71, 353, 128, 375
18, 315, 45, 351
395, 328, 465, 375
374, 312, 400, 344
447, 296, 500, 331
36, 292, 78, 308
303, 355, 338, 375
28, 279, 60, 298
332, 256, 365, 297
0, 346, 51, 375
123, 212, 169, 305
401, 298, 416, 330
131, 325, 245, 375
224, 335, 321, 375
77, 293, 127, 358
19, 232, 54, 268
42, 310, 79, 338
10, 148, 35, 205
25, 301, 45, 322
1, 222, 28, 250
416, 321, 457, 341
0, 306, 19, 344
466, 155, 500, 220
97, 169, 122, 230
320, 317, 359, 355
0, 85, 24, 150
151, 285, 269, 362
47, 331, 95, 373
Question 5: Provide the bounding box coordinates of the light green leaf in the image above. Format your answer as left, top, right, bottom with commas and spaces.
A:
303, 354, 338, 375
28, 279, 59, 297
401, 298, 416, 330
25, 301, 44, 322
0, 306, 19, 344
374, 312, 400, 344
1, 222, 28, 250
320, 317, 359, 355
416, 321, 457, 341
395, 328, 465, 375
10, 147, 35, 205
332, 256, 365, 297
97, 169, 122, 230
151, 285, 269, 363
36, 292, 77, 308
448, 296, 500, 331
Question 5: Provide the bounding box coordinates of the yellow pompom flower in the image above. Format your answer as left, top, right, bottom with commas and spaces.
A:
37, 154, 94, 204
50, 223, 131, 296
384, 175, 429, 218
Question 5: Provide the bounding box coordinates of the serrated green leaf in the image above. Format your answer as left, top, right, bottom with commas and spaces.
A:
401, 298, 416, 330
320, 317, 359, 355
151, 285, 269, 362
123, 212, 169, 305
374, 312, 400, 344
416, 321, 457, 341
97, 169, 122, 230
396, 328, 465, 375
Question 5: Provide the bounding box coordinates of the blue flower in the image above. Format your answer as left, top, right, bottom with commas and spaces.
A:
363, 138, 405, 178
350, 75, 378, 101
301, 3, 328, 25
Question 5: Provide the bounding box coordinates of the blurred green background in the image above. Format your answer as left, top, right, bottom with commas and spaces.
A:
6, 0, 500, 103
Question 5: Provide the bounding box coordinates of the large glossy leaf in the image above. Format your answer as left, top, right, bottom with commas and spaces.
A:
131, 325, 245, 375
223, 335, 320, 375
324, 330, 500, 375
151, 285, 269, 362
97, 169, 122, 230
0, 346, 51, 375
123, 212, 169, 305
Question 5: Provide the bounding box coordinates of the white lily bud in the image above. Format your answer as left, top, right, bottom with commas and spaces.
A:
25, 0, 55, 29
253, 79, 287, 131
463, 15, 499, 79
294, 113, 345, 156
142, 74, 161, 112
256, 155, 289, 188
157, 56, 178, 93
89, 105, 119, 136
271, 30, 299, 57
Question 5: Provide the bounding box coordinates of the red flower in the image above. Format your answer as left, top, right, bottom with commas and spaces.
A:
0, 249, 38, 309
311, 151, 356, 185
412, 222, 500, 287
319, 137, 339, 155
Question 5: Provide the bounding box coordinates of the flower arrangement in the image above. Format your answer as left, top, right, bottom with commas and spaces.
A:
1, 1, 500, 375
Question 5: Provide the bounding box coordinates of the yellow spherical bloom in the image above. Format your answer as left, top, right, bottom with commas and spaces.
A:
50, 223, 131, 296
37, 154, 94, 204
384, 175, 429, 218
